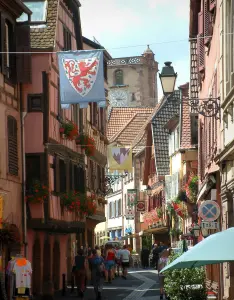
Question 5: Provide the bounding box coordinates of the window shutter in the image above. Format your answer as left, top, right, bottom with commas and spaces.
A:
210, 0, 216, 11
59, 159, 67, 193
118, 199, 121, 215
8, 22, 16, 83
197, 33, 205, 72
116, 201, 118, 217
198, 11, 204, 35
7, 116, 18, 176
109, 203, 112, 218
54, 155, 59, 193
69, 162, 73, 191
1, 15, 6, 75
204, 0, 212, 46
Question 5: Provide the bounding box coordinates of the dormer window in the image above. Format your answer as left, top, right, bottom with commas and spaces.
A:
18, 0, 48, 23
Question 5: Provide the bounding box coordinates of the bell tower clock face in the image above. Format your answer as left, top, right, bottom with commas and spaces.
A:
109, 89, 128, 107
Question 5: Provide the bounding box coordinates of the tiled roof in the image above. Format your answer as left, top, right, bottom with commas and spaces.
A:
180, 83, 194, 149
107, 107, 154, 140
30, 0, 58, 49
152, 91, 180, 176
132, 102, 162, 153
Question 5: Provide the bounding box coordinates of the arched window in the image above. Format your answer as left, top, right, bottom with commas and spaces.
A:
7, 116, 18, 176
114, 69, 123, 85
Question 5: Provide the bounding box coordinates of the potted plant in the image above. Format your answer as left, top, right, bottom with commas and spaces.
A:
0, 222, 22, 245
164, 252, 207, 300
60, 121, 78, 140
76, 133, 96, 157
60, 191, 97, 217
26, 180, 49, 219
185, 175, 199, 203
156, 207, 163, 219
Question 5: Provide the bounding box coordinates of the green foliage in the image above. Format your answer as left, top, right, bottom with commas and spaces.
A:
169, 228, 183, 237
164, 253, 207, 300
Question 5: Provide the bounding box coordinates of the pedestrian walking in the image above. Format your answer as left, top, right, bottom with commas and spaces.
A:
141, 247, 150, 269
74, 249, 89, 299
120, 245, 130, 279
89, 249, 105, 300
152, 244, 160, 270
115, 246, 121, 276
104, 244, 116, 283
158, 248, 172, 300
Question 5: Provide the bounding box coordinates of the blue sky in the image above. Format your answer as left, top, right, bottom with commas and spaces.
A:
80, 0, 190, 99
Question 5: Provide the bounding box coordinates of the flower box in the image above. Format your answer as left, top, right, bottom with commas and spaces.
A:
60, 121, 78, 140
28, 202, 44, 219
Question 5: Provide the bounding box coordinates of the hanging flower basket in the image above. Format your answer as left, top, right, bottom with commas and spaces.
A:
185, 175, 199, 203
156, 207, 163, 219
75, 133, 96, 157
0, 222, 22, 244
60, 121, 78, 140
26, 180, 49, 204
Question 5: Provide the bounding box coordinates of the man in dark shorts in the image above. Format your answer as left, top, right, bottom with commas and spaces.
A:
120, 245, 130, 279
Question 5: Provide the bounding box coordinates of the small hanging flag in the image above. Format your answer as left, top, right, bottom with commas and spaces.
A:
108, 146, 132, 173
127, 189, 137, 206
57, 50, 106, 108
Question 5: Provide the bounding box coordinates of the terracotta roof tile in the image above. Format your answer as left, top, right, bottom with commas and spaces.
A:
107, 107, 154, 140
30, 0, 58, 49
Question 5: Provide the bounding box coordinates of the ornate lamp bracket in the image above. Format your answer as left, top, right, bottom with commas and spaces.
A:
186, 97, 220, 119
102, 174, 128, 196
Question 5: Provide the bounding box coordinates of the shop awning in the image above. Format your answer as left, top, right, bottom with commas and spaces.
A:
197, 175, 216, 201
143, 226, 169, 235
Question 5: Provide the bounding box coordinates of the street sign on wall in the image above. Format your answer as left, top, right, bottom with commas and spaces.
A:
198, 200, 220, 222
126, 208, 134, 220
200, 221, 219, 230
136, 201, 145, 212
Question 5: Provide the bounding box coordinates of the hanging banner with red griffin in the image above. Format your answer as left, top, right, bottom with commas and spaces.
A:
57, 50, 106, 108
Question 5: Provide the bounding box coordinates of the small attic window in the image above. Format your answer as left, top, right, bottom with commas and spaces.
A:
18, 0, 48, 23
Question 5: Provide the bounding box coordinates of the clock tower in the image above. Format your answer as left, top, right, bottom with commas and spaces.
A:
107, 46, 158, 108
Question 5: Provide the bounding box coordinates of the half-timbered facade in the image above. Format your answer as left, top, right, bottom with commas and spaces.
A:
21, 0, 85, 295
189, 0, 221, 298
0, 0, 31, 271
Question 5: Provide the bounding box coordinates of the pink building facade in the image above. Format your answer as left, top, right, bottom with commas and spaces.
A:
0, 0, 31, 273
190, 0, 221, 297
19, 0, 108, 296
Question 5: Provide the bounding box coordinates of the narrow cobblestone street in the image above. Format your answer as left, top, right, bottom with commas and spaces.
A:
60, 269, 160, 300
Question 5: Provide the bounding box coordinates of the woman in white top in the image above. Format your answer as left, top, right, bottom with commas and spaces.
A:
120, 245, 130, 279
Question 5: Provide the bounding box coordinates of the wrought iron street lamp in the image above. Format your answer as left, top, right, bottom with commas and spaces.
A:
192, 223, 201, 238
159, 61, 220, 119
200, 226, 209, 238
159, 61, 177, 95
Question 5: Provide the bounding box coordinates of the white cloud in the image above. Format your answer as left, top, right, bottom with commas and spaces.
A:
80, 0, 143, 40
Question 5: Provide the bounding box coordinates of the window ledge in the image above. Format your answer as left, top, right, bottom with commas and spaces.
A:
109, 85, 129, 89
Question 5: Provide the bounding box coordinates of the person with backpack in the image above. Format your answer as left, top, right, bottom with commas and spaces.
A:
89, 249, 105, 300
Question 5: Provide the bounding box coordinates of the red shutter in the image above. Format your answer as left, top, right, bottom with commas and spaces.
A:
204, 0, 212, 46
210, 0, 216, 12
